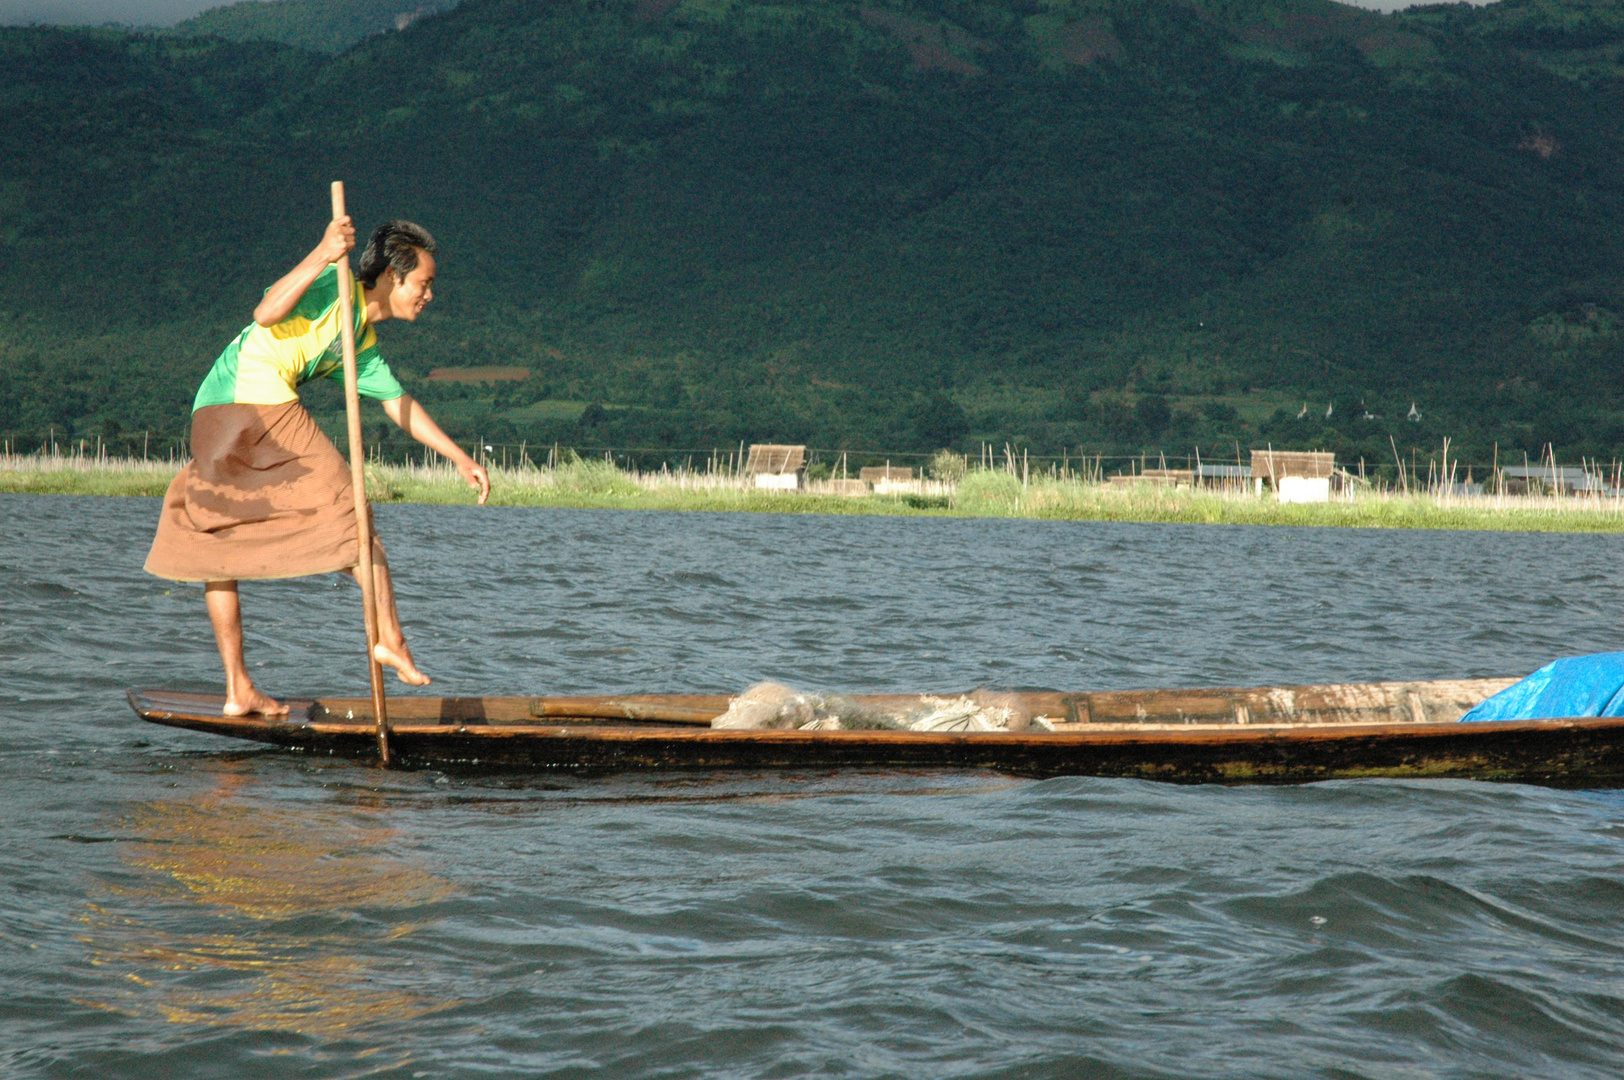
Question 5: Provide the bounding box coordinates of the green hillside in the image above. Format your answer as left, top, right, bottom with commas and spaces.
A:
172, 0, 457, 54
1, 0, 1621, 472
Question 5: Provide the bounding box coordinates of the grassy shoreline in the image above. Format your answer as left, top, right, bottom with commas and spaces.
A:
7, 456, 1624, 533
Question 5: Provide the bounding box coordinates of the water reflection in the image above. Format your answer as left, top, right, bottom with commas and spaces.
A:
82, 764, 455, 1039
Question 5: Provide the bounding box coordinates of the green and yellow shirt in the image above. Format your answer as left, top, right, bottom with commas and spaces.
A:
193, 265, 403, 411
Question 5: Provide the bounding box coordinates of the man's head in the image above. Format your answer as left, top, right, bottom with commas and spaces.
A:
358, 221, 437, 322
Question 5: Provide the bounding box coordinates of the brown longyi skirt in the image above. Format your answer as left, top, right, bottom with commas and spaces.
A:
145, 401, 385, 582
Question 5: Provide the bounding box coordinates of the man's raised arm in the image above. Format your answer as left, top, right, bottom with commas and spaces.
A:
252, 216, 357, 327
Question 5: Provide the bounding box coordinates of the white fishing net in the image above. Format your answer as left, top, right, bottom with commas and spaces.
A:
710, 682, 1056, 732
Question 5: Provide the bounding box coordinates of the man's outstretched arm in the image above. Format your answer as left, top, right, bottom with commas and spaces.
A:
380, 393, 491, 504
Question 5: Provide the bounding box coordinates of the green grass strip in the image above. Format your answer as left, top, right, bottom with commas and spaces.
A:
7, 459, 1624, 533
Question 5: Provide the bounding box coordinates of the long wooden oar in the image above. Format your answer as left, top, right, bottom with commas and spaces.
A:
330, 181, 392, 766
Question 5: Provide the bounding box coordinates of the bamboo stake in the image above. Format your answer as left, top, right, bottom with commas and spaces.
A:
331, 182, 392, 767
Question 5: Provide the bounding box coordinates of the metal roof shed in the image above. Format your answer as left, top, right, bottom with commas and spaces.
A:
745, 444, 806, 491
1250, 450, 1335, 486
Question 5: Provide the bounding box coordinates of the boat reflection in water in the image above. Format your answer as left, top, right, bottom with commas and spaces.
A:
81, 762, 456, 1040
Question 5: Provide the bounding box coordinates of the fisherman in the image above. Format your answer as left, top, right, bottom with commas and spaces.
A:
144, 216, 489, 717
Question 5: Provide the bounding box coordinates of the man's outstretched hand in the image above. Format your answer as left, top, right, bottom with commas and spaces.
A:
461, 460, 491, 505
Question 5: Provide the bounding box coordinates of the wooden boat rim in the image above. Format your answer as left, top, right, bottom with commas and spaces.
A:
126, 688, 1624, 746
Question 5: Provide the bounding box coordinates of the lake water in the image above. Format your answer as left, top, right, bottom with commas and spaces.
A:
5, 493, 1624, 1078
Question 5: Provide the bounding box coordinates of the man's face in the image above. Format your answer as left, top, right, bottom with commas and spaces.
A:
385, 250, 436, 322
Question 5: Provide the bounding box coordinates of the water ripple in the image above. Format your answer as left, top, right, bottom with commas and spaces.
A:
6, 495, 1624, 1077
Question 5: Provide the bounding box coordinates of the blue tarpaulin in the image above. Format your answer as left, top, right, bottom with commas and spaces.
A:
1460, 652, 1624, 722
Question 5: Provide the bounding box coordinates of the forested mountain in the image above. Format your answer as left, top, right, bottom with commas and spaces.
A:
172, 0, 457, 54
2, 0, 1621, 469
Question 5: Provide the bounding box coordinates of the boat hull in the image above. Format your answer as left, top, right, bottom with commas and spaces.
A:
125, 684, 1624, 787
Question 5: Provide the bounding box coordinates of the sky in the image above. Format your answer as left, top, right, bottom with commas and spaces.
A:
0, 0, 227, 25
0, 0, 1492, 27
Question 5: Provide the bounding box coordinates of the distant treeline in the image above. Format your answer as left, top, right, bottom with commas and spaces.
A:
1, 0, 1621, 466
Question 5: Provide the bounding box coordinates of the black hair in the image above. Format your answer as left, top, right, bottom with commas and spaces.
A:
357, 220, 437, 287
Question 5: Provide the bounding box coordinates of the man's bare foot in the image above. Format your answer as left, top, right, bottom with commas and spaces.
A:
223, 687, 289, 717
373, 642, 432, 686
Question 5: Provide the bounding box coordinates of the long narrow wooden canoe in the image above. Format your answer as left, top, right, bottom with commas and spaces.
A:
127, 677, 1624, 786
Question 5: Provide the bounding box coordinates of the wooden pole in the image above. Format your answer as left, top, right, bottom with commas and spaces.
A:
331, 181, 392, 766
